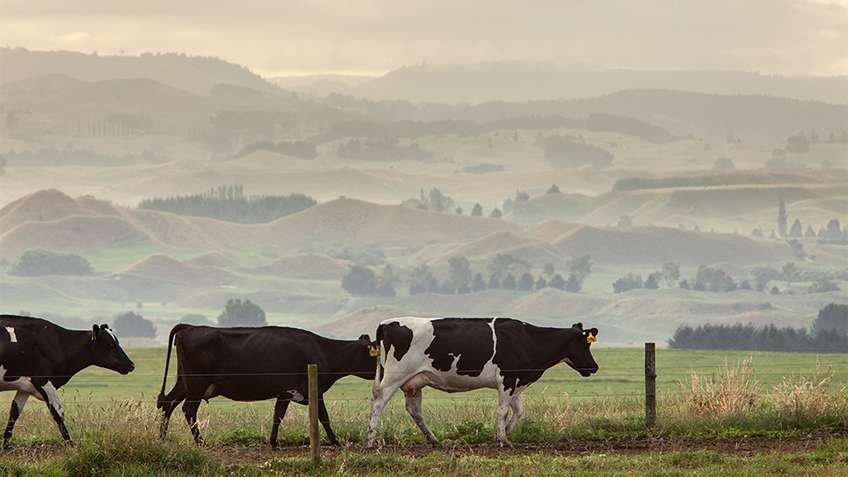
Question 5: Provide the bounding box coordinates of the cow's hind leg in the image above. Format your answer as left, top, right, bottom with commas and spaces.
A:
3, 392, 29, 449
182, 399, 203, 445
506, 394, 524, 435
366, 382, 400, 448
404, 390, 439, 447
36, 383, 70, 442
158, 384, 186, 439
317, 394, 340, 446
269, 396, 290, 449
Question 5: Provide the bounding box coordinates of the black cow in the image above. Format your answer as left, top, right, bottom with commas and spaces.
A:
156, 324, 377, 448
0, 315, 135, 447
366, 317, 598, 446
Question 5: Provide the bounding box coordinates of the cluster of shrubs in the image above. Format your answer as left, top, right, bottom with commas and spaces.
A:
8, 250, 94, 277
337, 137, 433, 162
138, 185, 316, 223
670, 304, 848, 353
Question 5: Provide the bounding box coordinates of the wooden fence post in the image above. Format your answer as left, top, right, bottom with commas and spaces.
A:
307, 364, 320, 466
645, 342, 657, 428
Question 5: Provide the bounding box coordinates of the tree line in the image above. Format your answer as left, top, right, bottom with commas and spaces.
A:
138, 185, 316, 223
669, 303, 848, 353
341, 254, 592, 297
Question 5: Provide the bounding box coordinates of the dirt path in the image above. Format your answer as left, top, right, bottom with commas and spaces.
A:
207, 432, 842, 465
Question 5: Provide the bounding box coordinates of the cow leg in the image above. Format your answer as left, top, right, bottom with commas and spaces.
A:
182, 399, 203, 445
158, 385, 186, 439
269, 397, 290, 449
404, 390, 440, 447
317, 395, 340, 446
506, 394, 524, 434
495, 391, 512, 446
3, 392, 29, 448
36, 383, 70, 442
366, 382, 400, 448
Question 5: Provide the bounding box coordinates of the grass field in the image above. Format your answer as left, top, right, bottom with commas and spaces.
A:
3, 347, 848, 475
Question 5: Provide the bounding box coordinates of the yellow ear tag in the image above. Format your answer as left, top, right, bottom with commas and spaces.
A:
369, 346, 379, 357
91, 330, 96, 341
586, 334, 597, 344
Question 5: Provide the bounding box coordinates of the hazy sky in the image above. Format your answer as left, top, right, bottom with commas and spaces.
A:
2, 0, 848, 77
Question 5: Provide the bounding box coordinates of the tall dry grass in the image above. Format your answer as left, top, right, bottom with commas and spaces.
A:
677, 357, 760, 418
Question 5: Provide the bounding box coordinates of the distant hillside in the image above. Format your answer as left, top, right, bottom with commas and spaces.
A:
452, 89, 848, 144
353, 62, 848, 105
0, 48, 276, 95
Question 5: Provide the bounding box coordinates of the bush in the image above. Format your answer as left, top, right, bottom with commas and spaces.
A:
342, 265, 379, 296
179, 314, 211, 326
613, 274, 642, 293
812, 303, 848, 335
217, 298, 267, 327
9, 249, 94, 276
113, 312, 156, 338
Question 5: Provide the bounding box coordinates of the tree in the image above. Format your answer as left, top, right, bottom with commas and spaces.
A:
113, 311, 156, 338
448, 256, 473, 292
218, 298, 267, 326
777, 199, 788, 238
543, 263, 555, 278
644, 272, 661, 290
342, 265, 379, 296
617, 215, 633, 228
179, 314, 211, 325
565, 273, 581, 292
455, 207, 463, 215
502, 274, 517, 290
789, 218, 803, 237
487, 274, 501, 289
770, 286, 781, 295
567, 255, 592, 284
472, 273, 487, 292
739, 280, 752, 290
546, 184, 561, 194
613, 274, 642, 293
9, 250, 94, 277
487, 254, 530, 279
471, 203, 483, 217
517, 273, 535, 291
408, 264, 437, 295
661, 262, 680, 287
812, 304, 848, 335
489, 208, 503, 219
550, 274, 566, 290
781, 262, 799, 286
805, 225, 816, 238
535, 276, 548, 290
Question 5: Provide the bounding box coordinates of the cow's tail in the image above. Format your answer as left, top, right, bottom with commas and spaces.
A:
157, 324, 186, 408
372, 323, 385, 395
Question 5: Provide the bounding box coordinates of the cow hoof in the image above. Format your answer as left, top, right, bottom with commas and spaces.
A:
497, 440, 513, 448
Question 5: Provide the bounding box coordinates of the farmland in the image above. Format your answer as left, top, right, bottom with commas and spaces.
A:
2, 347, 848, 475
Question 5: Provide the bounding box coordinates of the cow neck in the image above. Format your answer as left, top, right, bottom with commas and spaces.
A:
524, 325, 580, 370
52, 329, 96, 384
324, 339, 373, 379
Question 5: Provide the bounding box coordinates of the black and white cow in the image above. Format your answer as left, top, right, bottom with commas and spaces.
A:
366, 317, 598, 447
156, 324, 378, 448
0, 315, 135, 448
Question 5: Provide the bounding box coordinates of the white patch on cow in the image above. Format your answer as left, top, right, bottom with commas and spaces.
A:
368, 316, 505, 447
286, 389, 305, 402
103, 327, 119, 344
5, 327, 17, 343
41, 382, 64, 418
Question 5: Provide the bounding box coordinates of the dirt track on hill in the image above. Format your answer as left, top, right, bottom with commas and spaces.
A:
207, 432, 842, 464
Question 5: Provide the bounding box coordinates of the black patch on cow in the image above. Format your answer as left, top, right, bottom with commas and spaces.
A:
381, 321, 414, 361
491, 318, 543, 395
425, 318, 494, 377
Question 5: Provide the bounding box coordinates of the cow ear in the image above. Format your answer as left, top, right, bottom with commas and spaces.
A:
358, 334, 371, 346
589, 328, 598, 337
571, 322, 583, 331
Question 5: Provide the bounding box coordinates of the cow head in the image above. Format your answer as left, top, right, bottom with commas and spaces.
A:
358, 334, 379, 358
90, 324, 135, 374
561, 322, 599, 377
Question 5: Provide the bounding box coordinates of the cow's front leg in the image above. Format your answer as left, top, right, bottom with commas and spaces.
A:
366, 382, 400, 448
3, 392, 29, 448
495, 391, 512, 446
506, 394, 524, 434
36, 383, 70, 442
269, 397, 290, 449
